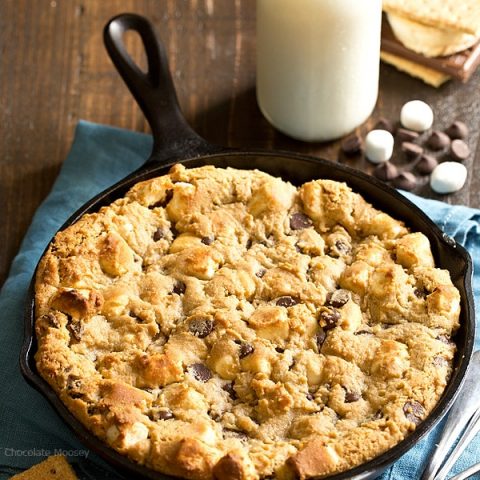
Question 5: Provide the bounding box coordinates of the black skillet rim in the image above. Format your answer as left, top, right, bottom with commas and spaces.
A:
20, 148, 475, 480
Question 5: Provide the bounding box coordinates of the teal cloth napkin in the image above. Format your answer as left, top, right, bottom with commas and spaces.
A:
0, 120, 478, 479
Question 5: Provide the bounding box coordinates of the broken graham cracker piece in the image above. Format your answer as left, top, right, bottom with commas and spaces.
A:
387, 13, 479, 57
382, 0, 480, 36
10, 455, 78, 480
381, 51, 450, 87
288, 439, 340, 479
381, 17, 480, 83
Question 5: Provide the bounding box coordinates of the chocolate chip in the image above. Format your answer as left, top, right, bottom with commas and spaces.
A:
344, 389, 361, 403
156, 409, 174, 421
40, 313, 60, 329
163, 189, 174, 205
201, 236, 214, 245
393, 172, 417, 191
290, 213, 313, 230
153, 228, 165, 241
332, 239, 351, 256
66, 376, 83, 399
373, 410, 383, 420
354, 329, 373, 336
375, 118, 395, 134
275, 347, 285, 353
319, 309, 340, 331
223, 382, 237, 400
276, 296, 298, 308
374, 161, 399, 181
189, 363, 212, 382
414, 287, 427, 298
66, 375, 81, 390
189, 318, 214, 338
209, 410, 223, 421
88, 405, 103, 416
426, 131, 450, 150
433, 356, 449, 367
239, 342, 254, 359
450, 139, 470, 161
67, 321, 83, 341
397, 128, 419, 142
246, 239, 253, 249
402, 142, 423, 159
445, 121, 468, 140
326, 289, 350, 308
173, 281, 186, 295
150, 189, 173, 209
437, 334, 454, 346
306, 392, 315, 401
341, 134, 363, 156
256, 268, 266, 278
315, 329, 327, 350
416, 154, 438, 175
403, 401, 425, 425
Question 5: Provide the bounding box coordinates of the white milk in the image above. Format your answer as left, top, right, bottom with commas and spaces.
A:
256, 0, 382, 142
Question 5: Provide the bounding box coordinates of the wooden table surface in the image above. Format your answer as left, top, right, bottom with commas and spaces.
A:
2, 0, 480, 286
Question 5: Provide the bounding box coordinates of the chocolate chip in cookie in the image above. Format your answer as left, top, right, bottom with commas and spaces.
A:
432, 356, 449, 368
354, 329, 373, 336
189, 318, 214, 338
344, 388, 361, 403
403, 401, 425, 425
239, 342, 255, 359
150, 189, 174, 209
319, 309, 340, 331
315, 329, 327, 351
330, 239, 351, 257
437, 334, 454, 346
276, 296, 298, 308
173, 280, 186, 295
201, 235, 214, 245
223, 381, 237, 400
67, 320, 83, 342
189, 363, 213, 382
256, 268, 267, 278
154, 409, 174, 421
326, 289, 350, 308
153, 228, 165, 241
290, 213, 313, 230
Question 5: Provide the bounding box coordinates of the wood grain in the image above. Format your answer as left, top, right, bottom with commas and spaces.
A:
1, 0, 479, 286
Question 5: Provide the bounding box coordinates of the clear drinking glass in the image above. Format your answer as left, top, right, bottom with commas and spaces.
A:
256, 0, 382, 142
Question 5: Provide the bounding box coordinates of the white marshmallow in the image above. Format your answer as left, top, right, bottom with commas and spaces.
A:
430, 162, 467, 194
400, 100, 434, 132
365, 130, 394, 164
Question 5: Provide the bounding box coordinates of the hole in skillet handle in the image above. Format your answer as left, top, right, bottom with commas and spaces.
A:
103, 13, 225, 167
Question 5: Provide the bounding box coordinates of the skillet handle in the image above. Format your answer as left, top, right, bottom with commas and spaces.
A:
104, 13, 222, 164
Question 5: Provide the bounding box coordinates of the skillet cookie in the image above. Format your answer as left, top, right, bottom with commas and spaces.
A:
35, 164, 460, 479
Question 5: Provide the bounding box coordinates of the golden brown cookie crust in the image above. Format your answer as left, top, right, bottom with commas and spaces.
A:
35, 165, 460, 479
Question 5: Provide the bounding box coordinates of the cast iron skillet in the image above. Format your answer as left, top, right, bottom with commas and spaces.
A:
20, 13, 475, 480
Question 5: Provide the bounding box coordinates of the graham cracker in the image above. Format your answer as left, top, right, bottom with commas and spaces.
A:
10, 455, 78, 480
382, 0, 480, 36
380, 51, 451, 87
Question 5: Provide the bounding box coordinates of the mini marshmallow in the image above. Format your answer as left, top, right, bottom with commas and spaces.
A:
430, 162, 467, 194
400, 100, 434, 132
365, 130, 394, 164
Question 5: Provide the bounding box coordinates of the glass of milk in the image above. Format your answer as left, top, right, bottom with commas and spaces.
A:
256, 0, 382, 142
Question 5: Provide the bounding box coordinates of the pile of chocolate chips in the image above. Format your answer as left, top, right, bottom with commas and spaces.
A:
340, 119, 470, 192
